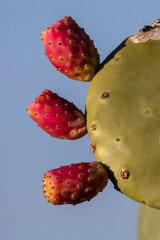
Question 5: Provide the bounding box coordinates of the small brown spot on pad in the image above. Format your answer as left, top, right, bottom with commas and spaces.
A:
90, 123, 97, 131
115, 137, 121, 142
90, 142, 96, 154
144, 108, 152, 115
120, 168, 130, 179
114, 57, 120, 62
100, 92, 110, 99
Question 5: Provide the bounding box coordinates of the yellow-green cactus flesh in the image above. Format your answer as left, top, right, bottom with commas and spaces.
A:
86, 19, 160, 209
137, 204, 160, 239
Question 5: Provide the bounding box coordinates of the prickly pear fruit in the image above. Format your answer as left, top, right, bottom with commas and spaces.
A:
41, 16, 100, 82
42, 161, 108, 205
27, 89, 87, 140
86, 19, 160, 209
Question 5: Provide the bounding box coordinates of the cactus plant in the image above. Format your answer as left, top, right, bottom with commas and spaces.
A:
86, 19, 160, 209
28, 17, 160, 208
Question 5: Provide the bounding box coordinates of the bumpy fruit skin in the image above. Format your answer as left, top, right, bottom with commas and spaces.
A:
41, 16, 100, 82
86, 20, 160, 209
43, 161, 108, 205
27, 89, 87, 140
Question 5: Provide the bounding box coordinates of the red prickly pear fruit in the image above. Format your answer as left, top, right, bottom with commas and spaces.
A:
40, 16, 100, 82
42, 161, 108, 205
27, 89, 87, 140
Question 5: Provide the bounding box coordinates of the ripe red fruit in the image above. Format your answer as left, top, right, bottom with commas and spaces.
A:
43, 161, 108, 205
41, 16, 100, 82
27, 89, 87, 140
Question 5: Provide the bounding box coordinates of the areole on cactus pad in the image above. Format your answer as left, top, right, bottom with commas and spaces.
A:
86, 19, 160, 209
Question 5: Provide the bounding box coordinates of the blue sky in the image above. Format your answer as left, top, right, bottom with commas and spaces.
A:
1, 0, 160, 239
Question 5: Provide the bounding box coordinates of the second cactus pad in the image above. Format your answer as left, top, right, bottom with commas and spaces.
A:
86, 20, 160, 209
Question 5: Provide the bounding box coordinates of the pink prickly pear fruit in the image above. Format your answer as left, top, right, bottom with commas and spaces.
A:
43, 161, 108, 205
40, 16, 100, 82
27, 89, 87, 140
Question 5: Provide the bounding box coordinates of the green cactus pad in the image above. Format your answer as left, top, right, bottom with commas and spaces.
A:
86, 19, 160, 209
137, 204, 160, 239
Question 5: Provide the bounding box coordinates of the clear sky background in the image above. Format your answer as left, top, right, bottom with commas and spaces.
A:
1, 0, 160, 240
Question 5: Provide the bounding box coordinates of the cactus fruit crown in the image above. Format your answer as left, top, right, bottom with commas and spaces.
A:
28, 16, 160, 209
